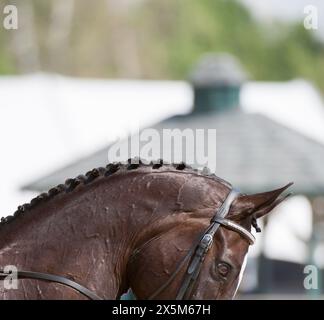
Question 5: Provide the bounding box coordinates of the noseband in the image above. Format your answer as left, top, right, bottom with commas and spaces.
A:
0, 188, 255, 300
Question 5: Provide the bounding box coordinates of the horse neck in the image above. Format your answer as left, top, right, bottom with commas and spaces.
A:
0, 173, 159, 299
0, 168, 228, 299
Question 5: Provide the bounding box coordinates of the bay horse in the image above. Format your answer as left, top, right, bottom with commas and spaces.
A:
0, 160, 292, 300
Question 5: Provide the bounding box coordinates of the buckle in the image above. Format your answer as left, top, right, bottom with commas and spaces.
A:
200, 234, 213, 251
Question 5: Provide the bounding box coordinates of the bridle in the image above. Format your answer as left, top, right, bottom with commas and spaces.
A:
0, 188, 255, 300
144, 188, 255, 300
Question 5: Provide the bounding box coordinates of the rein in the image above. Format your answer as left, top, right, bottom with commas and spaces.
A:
0, 270, 102, 300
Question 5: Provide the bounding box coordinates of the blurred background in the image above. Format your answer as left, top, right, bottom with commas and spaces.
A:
1, 0, 324, 299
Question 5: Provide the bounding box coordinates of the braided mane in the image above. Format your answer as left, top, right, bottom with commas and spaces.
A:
0, 159, 230, 227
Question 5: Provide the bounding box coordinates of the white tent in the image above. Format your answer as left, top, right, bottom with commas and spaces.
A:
0, 73, 191, 215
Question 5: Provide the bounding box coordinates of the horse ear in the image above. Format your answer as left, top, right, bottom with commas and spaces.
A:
230, 182, 293, 220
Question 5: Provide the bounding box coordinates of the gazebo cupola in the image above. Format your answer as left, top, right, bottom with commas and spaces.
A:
190, 53, 247, 113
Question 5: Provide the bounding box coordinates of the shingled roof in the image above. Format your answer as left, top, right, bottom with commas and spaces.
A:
22, 108, 324, 196
156, 109, 324, 195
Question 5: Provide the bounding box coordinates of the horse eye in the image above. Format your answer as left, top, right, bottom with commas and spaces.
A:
217, 263, 231, 277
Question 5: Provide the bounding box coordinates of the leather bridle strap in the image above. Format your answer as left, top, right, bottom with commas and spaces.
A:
175, 218, 255, 300
147, 188, 255, 300
0, 270, 103, 300
213, 218, 255, 246
175, 188, 242, 300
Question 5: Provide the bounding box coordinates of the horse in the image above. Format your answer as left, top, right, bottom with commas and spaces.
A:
0, 160, 292, 300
